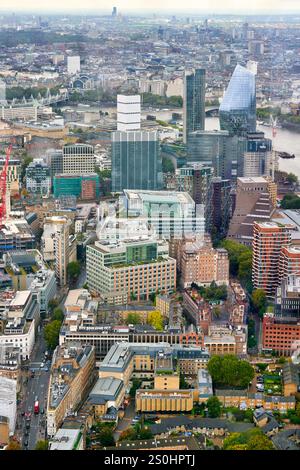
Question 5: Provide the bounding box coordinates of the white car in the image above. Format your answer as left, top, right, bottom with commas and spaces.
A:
40, 363, 44, 368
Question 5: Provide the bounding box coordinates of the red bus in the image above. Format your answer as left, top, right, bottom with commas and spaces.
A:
34, 401, 39, 414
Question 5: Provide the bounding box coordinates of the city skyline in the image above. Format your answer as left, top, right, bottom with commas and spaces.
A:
0, 1, 300, 14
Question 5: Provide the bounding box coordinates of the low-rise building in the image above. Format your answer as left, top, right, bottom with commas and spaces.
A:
49, 428, 84, 450
87, 376, 125, 419
216, 389, 295, 412
47, 343, 95, 437
0, 377, 16, 437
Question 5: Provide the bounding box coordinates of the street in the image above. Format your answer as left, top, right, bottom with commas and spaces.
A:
16, 328, 51, 450
113, 401, 136, 441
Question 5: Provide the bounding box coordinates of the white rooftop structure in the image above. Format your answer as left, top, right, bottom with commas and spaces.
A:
49, 428, 83, 450
117, 94, 141, 132
0, 377, 17, 435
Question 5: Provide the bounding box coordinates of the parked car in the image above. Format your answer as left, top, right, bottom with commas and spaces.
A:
40, 408, 44, 415
24, 440, 28, 447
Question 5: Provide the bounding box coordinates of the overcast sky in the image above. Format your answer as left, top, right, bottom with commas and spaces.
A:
0, 0, 299, 13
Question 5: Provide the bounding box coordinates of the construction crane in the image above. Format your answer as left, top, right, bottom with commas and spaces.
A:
0, 144, 12, 225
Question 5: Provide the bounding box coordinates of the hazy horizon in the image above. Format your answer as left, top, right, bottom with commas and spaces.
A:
0, 0, 299, 15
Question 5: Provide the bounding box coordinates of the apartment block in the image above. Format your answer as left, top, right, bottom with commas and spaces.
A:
252, 222, 291, 298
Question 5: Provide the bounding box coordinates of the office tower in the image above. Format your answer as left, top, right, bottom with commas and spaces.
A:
25, 158, 51, 196
111, 131, 162, 192
187, 130, 245, 181
175, 164, 213, 233
86, 236, 176, 304
112, 6, 117, 16
183, 69, 206, 144
252, 222, 291, 298
228, 177, 276, 246
117, 94, 141, 132
67, 56, 80, 75
62, 144, 95, 174
219, 64, 256, 137
242, 132, 273, 178
45, 149, 63, 180
211, 178, 232, 239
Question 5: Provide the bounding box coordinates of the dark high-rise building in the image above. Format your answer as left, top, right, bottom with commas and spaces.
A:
112, 6, 117, 16
187, 130, 245, 181
219, 64, 256, 137
175, 163, 213, 232
183, 69, 206, 144
211, 178, 232, 239
111, 131, 163, 192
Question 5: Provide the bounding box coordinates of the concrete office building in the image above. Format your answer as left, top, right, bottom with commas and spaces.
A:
242, 132, 274, 178
121, 190, 205, 241
62, 144, 95, 175
228, 177, 276, 246
117, 94, 141, 132
67, 56, 80, 75
86, 237, 176, 304
183, 69, 206, 144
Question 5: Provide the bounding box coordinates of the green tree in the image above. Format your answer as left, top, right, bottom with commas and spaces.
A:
52, 308, 64, 322
126, 313, 141, 325
207, 355, 254, 388
139, 428, 153, 439
119, 428, 138, 441
129, 379, 142, 398
251, 289, 267, 317
35, 440, 49, 450
281, 193, 300, 209
48, 298, 59, 313
67, 261, 81, 282
206, 396, 222, 418
99, 429, 115, 447
162, 157, 175, 173
286, 173, 298, 184
147, 311, 163, 330
44, 320, 62, 350
223, 428, 273, 450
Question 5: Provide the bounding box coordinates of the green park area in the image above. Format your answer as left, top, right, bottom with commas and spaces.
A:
263, 373, 282, 396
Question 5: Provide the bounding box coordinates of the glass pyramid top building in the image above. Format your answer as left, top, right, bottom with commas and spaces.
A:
219, 64, 256, 136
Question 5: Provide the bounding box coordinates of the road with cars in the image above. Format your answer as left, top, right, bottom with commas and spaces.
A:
17, 327, 51, 450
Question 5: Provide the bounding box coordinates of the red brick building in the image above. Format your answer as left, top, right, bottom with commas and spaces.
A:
262, 314, 300, 356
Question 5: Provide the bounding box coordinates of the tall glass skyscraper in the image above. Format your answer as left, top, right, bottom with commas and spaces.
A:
183, 68, 206, 144
111, 130, 163, 192
219, 64, 256, 136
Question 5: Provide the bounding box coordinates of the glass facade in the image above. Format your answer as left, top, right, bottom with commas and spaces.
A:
219, 64, 256, 136
112, 131, 163, 192
184, 69, 206, 144
53, 174, 100, 198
